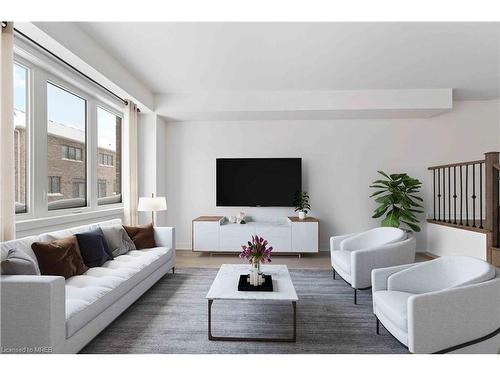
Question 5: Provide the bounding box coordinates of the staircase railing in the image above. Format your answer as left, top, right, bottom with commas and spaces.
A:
428, 152, 499, 265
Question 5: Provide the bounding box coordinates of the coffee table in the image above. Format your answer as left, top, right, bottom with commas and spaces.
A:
206, 264, 298, 342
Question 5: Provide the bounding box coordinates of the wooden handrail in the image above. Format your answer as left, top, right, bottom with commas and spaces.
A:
428, 159, 485, 170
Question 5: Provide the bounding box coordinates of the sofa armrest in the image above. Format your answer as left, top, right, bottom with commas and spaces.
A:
0, 275, 65, 353
350, 236, 416, 289
408, 277, 500, 353
371, 263, 417, 293
154, 227, 175, 249
330, 233, 356, 252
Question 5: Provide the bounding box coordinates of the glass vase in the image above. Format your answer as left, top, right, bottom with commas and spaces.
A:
250, 260, 262, 286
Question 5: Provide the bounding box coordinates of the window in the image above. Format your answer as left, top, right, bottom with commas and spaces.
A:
14, 63, 28, 214
47, 82, 86, 210
99, 153, 113, 166
62, 145, 82, 161
97, 107, 122, 205
48, 176, 61, 194
72, 179, 86, 199
13, 50, 124, 221
98, 180, 107, 198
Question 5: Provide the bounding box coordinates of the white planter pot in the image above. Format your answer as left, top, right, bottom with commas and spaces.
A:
298, 211, 307, 220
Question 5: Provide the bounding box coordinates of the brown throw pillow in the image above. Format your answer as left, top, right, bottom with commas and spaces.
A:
31, 236, 88, 279
123, 223, 156, 249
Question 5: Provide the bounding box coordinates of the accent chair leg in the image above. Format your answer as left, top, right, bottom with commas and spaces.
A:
354, 288, 357, 305
332, 268, 336, 280
376, 317, 380, 335
172, 267, 175, 274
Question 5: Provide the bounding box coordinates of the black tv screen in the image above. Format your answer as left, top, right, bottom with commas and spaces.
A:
216, 158, 302, 207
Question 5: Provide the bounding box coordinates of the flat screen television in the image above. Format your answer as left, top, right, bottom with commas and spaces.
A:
216, 158, 302, 207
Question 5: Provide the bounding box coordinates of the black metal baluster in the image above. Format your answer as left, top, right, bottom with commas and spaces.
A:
453, 166, 457, 224
479, 162, 483, 229
472, 164, 476, 227
460, 166, 463, 225
437, 168, 441, 221
448, 166, 451, 223
433, 169, 436, 220
443, 167, 446, 222
466, 164, 469, 226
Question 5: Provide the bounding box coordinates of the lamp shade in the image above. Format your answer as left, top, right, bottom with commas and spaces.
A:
137, 196, 167, 212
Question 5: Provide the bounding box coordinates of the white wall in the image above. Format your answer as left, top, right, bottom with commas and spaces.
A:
161, 99, 499, 251
137, 114, 168, 225
426, 223, 487, 259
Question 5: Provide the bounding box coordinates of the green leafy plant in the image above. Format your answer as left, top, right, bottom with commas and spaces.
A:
294, 191, 311, 213
370, 171, 423, 232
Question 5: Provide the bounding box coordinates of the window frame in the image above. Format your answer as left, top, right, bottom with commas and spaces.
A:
13, 61, 31, 216
97, 104, 123, 205
14, 38, 125, 224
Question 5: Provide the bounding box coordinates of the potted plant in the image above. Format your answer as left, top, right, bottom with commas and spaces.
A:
294, 191, 311, 220
240, 235, 273, 286
370, 171, 423, 232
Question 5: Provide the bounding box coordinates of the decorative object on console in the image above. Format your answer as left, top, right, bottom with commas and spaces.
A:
228, 216, 237, 224
237, 211, 246, 224
370, 171, 423, 232
123, 223, 157, 249
294, 191, 311, 220
75, 228, 114, 268
31, 236, 88, 278
138, 193, 167, 226
240, 235, 273, 286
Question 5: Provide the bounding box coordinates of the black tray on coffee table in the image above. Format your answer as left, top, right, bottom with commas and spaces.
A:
238, 274, 273, 291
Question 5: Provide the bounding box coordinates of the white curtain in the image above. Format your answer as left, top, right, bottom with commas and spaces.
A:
123, 101, 139, 225
0, 22, 15, 241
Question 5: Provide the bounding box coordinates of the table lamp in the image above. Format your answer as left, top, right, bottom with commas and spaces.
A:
138, 193, 167, 226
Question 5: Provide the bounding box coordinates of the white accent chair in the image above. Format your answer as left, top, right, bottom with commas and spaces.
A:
330, 227, 416, 304
372, 256, 500, 353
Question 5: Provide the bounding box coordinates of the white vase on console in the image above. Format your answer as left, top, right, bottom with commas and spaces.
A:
298, 211, 307, 220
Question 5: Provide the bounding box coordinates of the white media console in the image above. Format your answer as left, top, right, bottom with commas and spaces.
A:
192, 216, 319, 254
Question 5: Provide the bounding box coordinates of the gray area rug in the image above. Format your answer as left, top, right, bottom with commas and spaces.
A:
81, 267, 407, 354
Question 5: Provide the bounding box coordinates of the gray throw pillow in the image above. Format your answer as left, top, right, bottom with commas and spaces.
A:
1, 248, 40, 275
100, 224, 136, 257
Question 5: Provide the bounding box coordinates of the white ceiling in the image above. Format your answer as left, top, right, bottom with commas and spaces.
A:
77, 22, 500, 100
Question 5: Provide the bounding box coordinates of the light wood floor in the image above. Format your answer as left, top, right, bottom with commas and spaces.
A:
175, 250, 431, 269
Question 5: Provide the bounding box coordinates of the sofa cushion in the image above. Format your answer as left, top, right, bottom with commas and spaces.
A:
1, 248, 40, 275
75, 228, 113, 268
373, 290, 414, 332
100, 223, 136, 257
31, 236, 88, 279
333, 250, 351, 274
340, 227, 405, 251
65, 247, 173, 338
387, 256, 496, 294
123, 223, 157, 249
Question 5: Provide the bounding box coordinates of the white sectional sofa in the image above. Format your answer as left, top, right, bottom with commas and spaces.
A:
0, 219, 175, 354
